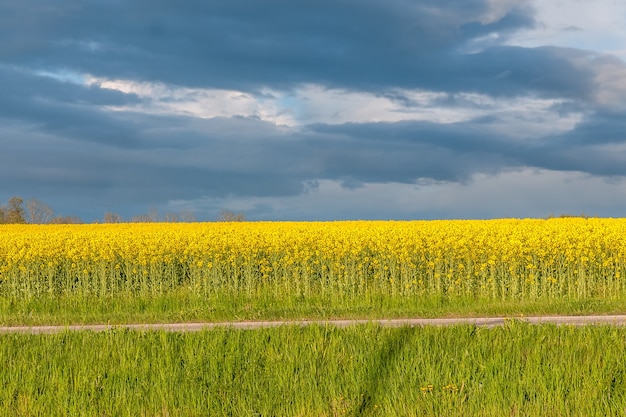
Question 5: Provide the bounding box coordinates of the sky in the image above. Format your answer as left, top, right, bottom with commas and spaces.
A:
2, 0, 626, 222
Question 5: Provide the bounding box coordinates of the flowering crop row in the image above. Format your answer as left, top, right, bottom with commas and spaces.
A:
1, 219, 626, 300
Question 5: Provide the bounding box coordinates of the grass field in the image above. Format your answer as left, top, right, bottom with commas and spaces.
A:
2, 323, 626, 416
3, 291, 626, 326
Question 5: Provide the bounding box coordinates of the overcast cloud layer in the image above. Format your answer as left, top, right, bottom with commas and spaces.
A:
2, 0, 626, 221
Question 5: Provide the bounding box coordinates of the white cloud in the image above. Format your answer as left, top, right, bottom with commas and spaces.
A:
592, 55, 626, 108
85, 76, 298, 126
482, 0, 528, 24
509, 0, 626, 60
85, 76, 582, 137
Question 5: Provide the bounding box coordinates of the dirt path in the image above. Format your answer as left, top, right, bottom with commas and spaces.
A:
2, 315, 626, 333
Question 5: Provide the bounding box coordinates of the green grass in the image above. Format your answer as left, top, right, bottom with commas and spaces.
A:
2, 323, 626, 416
3, 291, 626, 325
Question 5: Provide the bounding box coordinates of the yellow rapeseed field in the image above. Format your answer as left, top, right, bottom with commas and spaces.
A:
1, 219, 626, 300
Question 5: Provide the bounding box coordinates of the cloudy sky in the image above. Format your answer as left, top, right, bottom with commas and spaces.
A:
2, 0, 626, 221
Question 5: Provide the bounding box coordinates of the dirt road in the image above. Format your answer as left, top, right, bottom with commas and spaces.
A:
2, 315, 626, 333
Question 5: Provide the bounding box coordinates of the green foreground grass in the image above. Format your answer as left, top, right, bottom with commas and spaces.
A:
2, 323, 626, 416
2, 292, 626, 325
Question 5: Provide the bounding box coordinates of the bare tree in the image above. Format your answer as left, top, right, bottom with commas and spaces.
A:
131, 207, 159, 223
103, 212, 124, 223
162, 212, 180, 222
130, 207, 197, 223
26, 198, 54, 224
218, 209, 246, 222
130, 214, 153, 222
147, 207, 159, 222
178, 210, 197, 222
49, 215, 83, 224
2, 197, 26, 224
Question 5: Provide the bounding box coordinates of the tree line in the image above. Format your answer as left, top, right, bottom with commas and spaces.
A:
0, 197, 81, 224
0, 196, 245, 224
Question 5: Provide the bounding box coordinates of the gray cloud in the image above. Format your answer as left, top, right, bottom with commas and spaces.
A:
0, 0, 612, 103
1, 0, 577, 98
0, 66, 143, 147
1, 104, 626, 219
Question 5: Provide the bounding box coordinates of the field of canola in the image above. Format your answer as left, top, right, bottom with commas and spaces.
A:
2, 218, 626, 301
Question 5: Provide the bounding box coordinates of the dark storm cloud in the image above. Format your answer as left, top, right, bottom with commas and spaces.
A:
0, 66, 136, 107
2, 102, 626, 220
554, 110, 626, 146
452, 46, 596, 99
0, 112, 518, 211
0, 66, 143, 147
0, 115, 311, 210
519, 109, 626, 176
311, 106, 626, 181
305, 120, 515, 184
2, 0, 583, 99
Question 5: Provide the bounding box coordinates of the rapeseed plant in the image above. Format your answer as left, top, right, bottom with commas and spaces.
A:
1, 219, 625, 300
